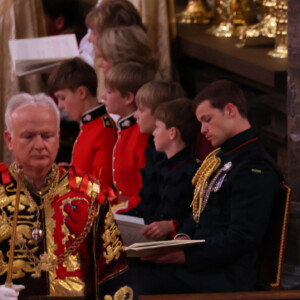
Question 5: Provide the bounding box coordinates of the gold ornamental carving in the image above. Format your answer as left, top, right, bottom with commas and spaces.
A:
206, 0, 234, 37
236, 0, 277, 47
104, 285, 134, 300
206, 0, 257, 37
176, 0, 210, 24
267, 0, 288, 58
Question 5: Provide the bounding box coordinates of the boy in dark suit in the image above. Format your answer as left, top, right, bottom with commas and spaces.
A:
140, 98, 200, 240
125, 80, 187, 224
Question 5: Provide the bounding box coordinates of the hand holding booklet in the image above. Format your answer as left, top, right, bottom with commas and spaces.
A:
113, 213, 205, 257
113, 213, 154, 247
9, 34, 79, 76
125, 239, 205, 258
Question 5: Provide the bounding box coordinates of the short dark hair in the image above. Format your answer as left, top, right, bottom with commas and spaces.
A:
135, 80, 187, 113
47, 57, 98, 97
154, 98, 201, 146
104, 62, 155, 97
42, 0, 78, 29
86, 0, 146, 36
42, 0, 86, 39
193, 80, 248, 118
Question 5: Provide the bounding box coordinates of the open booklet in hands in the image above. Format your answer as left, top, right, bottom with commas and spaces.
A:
9, 34, 79, 76
125, 239, 205, 257
113, 213, 205, 257
113, 213, 153, 247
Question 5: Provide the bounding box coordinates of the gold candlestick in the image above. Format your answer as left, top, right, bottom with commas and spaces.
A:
176, 0, 210, 24
267, 0, 287, 58
236, 0, 276, 47
232, 0, 259, 35
206, 0, 234, 37
5, 168, 24, 288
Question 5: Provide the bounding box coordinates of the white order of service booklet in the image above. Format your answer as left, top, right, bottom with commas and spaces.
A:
113, 213, 205, 257
125, 239, 205, 258
9, 34, 79, 76
113, 213, 153, 247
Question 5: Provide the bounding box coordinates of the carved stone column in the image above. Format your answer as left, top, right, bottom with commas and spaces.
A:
282, 0, 300, 289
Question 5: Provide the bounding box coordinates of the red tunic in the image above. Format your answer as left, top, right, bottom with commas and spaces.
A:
112, 113, 150, 212
0, 163, 134, 299
72, 104, 117, 187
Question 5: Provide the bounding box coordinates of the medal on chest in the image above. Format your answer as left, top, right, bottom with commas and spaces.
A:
205, 161, 232, 199
212, 162, 232, 192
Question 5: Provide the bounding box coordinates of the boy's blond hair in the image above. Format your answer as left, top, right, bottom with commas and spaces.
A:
135, 80, 186, 113
104, 62, 155, 97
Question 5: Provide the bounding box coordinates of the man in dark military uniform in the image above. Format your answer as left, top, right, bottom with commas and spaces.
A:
0, 93, 135, 299
130, 80, 282, 294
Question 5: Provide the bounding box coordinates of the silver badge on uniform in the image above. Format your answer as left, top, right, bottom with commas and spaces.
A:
212, 162, 232, 192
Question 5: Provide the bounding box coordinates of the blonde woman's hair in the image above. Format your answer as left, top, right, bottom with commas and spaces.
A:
86, 0, 145, 36
97, 25, 158, 74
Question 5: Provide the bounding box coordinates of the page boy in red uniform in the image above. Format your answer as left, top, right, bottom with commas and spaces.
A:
48, 57, 117, 186
102, 62, 155, 212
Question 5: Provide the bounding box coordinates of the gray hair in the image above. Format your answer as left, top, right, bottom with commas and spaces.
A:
5, 92, 60, 134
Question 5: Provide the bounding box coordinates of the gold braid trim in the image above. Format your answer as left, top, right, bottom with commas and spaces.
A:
104, 285, 133, 300
191, 148, 221, 223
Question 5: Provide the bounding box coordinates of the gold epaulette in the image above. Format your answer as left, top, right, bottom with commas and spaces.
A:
102, 114, 115, 129
191, 148, 221, 223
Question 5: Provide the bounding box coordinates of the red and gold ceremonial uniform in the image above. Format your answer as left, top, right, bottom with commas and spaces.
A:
0, 163, 135, 299
112, 113, 150, 213
72, 104, 117, 187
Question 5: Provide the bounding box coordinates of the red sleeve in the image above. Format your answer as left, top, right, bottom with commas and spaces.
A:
127, 133, 149, 210
92, 127, 117, 188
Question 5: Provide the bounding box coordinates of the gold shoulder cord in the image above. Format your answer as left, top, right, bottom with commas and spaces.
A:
104, 286, 133, 300
191, 148, 221, 223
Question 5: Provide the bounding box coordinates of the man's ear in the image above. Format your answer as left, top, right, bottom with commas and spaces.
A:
4, 130, 13, 151
169, 126, 178, 140
225, 103, 237, 118
77, 86, 88, 101
124, 92, 135, 105
54, 16, 65, 31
